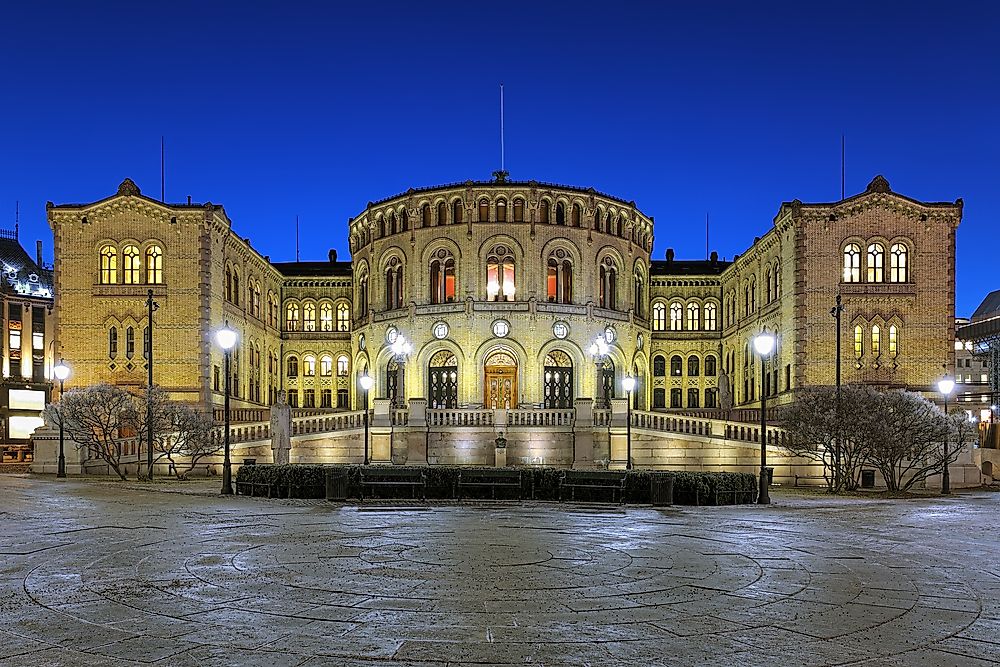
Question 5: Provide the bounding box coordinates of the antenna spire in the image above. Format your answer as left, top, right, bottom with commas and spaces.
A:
492, 83, 509, 182
295, 216, 300, 262
705, 212, 710, 260
161, 136, 165, 202
841, 134, 845, 200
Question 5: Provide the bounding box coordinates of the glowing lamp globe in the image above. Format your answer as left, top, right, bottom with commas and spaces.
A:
752, 333, 775, 356
215, 327, 238, 351
937, 378, 955, 396
623, 376, 636, 393
359, 373, 374, 391
53, 360, 71, 382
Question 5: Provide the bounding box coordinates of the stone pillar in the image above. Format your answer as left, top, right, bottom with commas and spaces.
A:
370, 398, 393, 463
572, 398, 596, 469
30, 420, 85, 475
608, 398, 629, 470
406, 398, 428, 465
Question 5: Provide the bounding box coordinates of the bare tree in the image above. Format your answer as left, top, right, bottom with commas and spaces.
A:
43, 383, 136, 480
154, 404, 220, 478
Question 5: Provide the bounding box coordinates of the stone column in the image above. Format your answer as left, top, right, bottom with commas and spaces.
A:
370, 397, 393, 463
608, 398, 629, 470
406, 398, 428, 465
572, 398, 596, 469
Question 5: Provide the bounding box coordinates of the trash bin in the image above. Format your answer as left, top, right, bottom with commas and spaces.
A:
650, 474, 674, 507
243, 458, 257, 466
765, 467, 774, 486
861, 469, 875, 488
325, 468, 349, 501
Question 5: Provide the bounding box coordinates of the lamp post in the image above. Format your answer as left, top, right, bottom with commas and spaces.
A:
359, 371, 373, 465
389, 335, 412, 408
937, 376, 955, 495
53, 359, 70, 478
623, 375, 636, 470
830, 294, 844, 490
588, 336, 610, 408
752, 332, 776, 505
215, 324, 238, 495
146, 289, 159, 479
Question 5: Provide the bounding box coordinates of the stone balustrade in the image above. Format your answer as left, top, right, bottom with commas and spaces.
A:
506, 409, 575, 427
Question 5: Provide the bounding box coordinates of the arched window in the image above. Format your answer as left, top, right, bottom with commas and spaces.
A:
867, 243, 885, 283
452, 199, 463, 224
123, 245, 140, 284
765, 267, 773, 303
479, 198, 489, 222
232, 268, 240, 306
539, 200, 550, 223
303, 355, 316, 377
286, 355, 298, 377
388, 212, 397, 235
337, 355, 349, 377
145, 245, 163, 284
437, 201, 447, 226
599, 258, 617, 310
546, 251, 572, 304
571, 203, 582, 227
486, 245, 515, 302
108, 327, 118, 359
555, 202, 566, 225
652, 302, 666, 331
669, 302, 682, 331
267, 292, 278, 327
249, 281, 261, 317
653, 355, 666, 377
99, 245, 117, 284
224, 266, 232, 302
358, 273, 368, 317
513, 199, 524, 222
496, 199, 506, 222
320, 302, 333, 332
594, 209, 603, 232
670, 355, 682, 376
704, 303, 717, 331
686, 303, 699, 330
336, 302, 350, 331
705, 355, 717, 376
843, 243, 861, 283
773, 263, 781, 300
543, 350, 574, 408
871, 324, 881, 357
303, 303, 316, 332
422, 204, 431, 227
617, 218, 624, 238
854, 324, 863, 358
320, 354, 333, 377
749, 276, 756, 313
889, 325, 899, 357
890, 243, 908, 282
286, 303, 300, 331
633, 272, 644, 318
384, 257, 403, 309
429, 249, 456, 304
688, 355, 700, 377
125, 326, 135, 359
428, 350, 458, 409
400, 210, 408, 232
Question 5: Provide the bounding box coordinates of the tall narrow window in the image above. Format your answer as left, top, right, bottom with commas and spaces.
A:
652, 302, 666, 331
871, 324, 881, 357
539, 200, 550, 223
232, 269, 239, 306
123, 245, 140, 284
669, 302, 682, 331
843, 244, 861, 283
320, 302, 333, 332
486, 246, 515, 302
286, 303, 300, 331
385, 258, 404, 309
287, 355, 298, 377
303, 303, 316, 332
653, 355, 666, 377
633, 272, 644, 318
496, 199, 506, 222
704, 303, 717, 331
452, 199, 463, 224
571, 203, 582, 227
126, 326, 135, 360
358, 274, 368, 317
686, 303, 699, 330
765, 267, 773, 303
108, 327, 118, 359
688, 355, 700, 377
320, 355, 333, 377
337, 355, 349, 377
854, 324, 863, 358
422, 204, 431, 227
145, 245, 163, 284
430, 250, 456, 304
889, 325, 899, 357
546, 252, 572, 304
599, 259, 617, 310
225, 265, 232, 302
670, 355, 682, 376
705, 355, 717, 376
889, 243, 908, 282
100, 245, 117, 284
513, 199, 524, 222
303, 355, 316, 377
479, 199, 489, 222
866, 243, 885, 282
437, 201, 447, 226
337, 302, 350, 331
555, 202, 566, 225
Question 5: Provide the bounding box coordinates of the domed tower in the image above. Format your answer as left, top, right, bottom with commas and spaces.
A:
347, 180, 654, 411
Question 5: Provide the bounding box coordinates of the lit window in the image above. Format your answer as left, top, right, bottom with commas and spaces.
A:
286, 303, 300, 331
337, 303, 350, 331
122, 245, 140, 284
867, 243, 885, 283
337, 355, 349, 377
871, 324, 881, 357
890, 243, 908, 282
479, 199, 489, 222
286, 355, 298, 377
385, 258, 404, 309
32, 331, 43, 351
686, 303, 699, 330
669, 302, 682, 331
704, 303, 717, 331
320, 303, 333, 332
652, 302, 666, 331
303, 303, 316, 332
303, 355, 316, 377
546, 252, 573, 304
598, 259, 617, 309
430, 250, 456, 304
487, 246, 515, 302
144, 245, 163, 284
843, 244, 861, 283
496, 199, 506, 222
99, 245, 117, 284
889, 325, 899, 357
670, 355, 682, 376
513, 199, 524, 222
320, 355, 333, 376
854, 325, 863, 358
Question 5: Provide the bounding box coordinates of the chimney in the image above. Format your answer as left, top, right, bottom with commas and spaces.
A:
36, 240, 43, 267
187, 195, 192, 204
665, 248, 675, 264
710, 250, 718, 265
328, 248, 338, 262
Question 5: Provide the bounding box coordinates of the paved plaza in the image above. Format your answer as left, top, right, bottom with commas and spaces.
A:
1, 476, 999, 666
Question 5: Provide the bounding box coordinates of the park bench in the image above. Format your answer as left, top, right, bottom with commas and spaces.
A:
456, 468, 522, 500
359, 466, 426, 501
558, 470, 626, 503
794, 474, 827, 488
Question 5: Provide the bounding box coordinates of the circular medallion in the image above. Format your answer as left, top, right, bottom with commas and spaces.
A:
604, 326, 616, 344
433, 321, 449, 340
386, 326, 398, 345
553, 321, 569, 340
492, 320, 510, 338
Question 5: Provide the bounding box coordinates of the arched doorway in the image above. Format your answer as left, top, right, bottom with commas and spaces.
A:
428, 350, 458, 409
599, 358, 615, 408
484, 349, 517, 409
386, 358, 400, 406
543, 351, 573, 408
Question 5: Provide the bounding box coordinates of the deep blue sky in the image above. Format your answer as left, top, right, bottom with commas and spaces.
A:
2, 1, 997, 315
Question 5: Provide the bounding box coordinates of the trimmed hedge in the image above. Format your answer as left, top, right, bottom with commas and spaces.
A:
235, 464, 757, 505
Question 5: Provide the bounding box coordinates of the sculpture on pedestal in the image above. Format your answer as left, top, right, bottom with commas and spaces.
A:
270, 390, 292, 465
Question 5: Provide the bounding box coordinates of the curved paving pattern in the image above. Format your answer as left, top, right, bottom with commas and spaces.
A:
1, 477, 999, 666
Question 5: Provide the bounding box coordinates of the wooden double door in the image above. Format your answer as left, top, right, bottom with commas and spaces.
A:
484, 365, 517, 409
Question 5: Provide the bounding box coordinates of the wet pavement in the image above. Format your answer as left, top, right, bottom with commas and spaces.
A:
1, 476, 998, 666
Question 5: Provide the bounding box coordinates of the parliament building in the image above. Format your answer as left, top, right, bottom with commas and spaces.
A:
46, 175, 961, 437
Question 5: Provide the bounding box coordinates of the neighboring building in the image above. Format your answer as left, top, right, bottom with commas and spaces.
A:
47, 175, 961, 435
955, 316, 992, 419
0, 228, 55, 462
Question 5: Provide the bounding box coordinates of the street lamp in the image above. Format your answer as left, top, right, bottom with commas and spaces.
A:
622, 375, 636, 470
53, 359, 70, 478
752, 332, 776, 505
589, 336, 610, 408
359, 371, 373, 465
937, 376, 955, 495
830, 294, 844, 490
389, 335, 412, 407
215, 324, 238, 495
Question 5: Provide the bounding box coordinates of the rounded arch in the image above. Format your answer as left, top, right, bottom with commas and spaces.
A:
538, 237, 583, 265
376, 246, 408, 272
420, 236, 463, 265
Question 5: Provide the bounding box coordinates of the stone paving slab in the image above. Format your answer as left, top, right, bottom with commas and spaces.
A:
2, 475, 1000, 666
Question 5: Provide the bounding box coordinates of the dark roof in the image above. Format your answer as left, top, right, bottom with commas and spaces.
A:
272, 261, 353, 278
367, 179, 643, 211
956, 290, 1000, 342
971, 290, 1000, 323
650, 259, 731, 276
0, 235, 53, 299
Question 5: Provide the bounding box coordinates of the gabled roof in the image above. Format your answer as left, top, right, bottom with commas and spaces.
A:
777, 175, 962, 219
47, 178, 222, 213
0, 235, 53, 299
